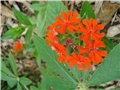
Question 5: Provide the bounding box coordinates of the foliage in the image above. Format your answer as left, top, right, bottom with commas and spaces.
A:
1, 1, 120, 90
87, 43, 120, 86
80, 1, 95, 20
36, 1, 67, 37
1, 53, 32, 89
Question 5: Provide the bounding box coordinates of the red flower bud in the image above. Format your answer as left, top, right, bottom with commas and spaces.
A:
14, 41, 23, 52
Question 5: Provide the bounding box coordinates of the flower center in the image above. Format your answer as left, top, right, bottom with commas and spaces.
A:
77, 56, 84, 64
66, 38, 72, 46
89, 29, 94, 34
64, 20, 70, 24
89, 47, 98, 52
77, 60, 83, 64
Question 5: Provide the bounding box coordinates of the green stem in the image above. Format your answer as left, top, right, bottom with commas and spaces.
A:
77, 82, 89, 90
108, 37, 120, 40
23, 85, 29, 90
19, 81, 30, 90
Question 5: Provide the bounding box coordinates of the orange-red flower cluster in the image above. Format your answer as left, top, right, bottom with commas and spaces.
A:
14, 41, 23, 53
46, 10, 107, 71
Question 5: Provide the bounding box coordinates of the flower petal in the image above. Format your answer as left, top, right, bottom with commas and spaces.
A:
77, 46, 88, 54
68, 25, 76, 33
68, 10, 72, 19
95, 24, 104, 31
94, 52, 103, 64
77, 64, 86, 71
97, 50, 107, 56
95, 41, 106, 48
56, 16, 63, 23
61, 12, 67, 20
88, 52, 95, 62
83, 19, 89, 28
92, 19, 98, 27
80, 34, 90, 43
59, 25, 67, 34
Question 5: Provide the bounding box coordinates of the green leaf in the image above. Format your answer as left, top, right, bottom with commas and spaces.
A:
25, 26, 33, 44
102, 36, 115, 52
24, 43, 35, 52
1, 60, 15, 77
20, 77, 32, 86
13, 8, 31, 25
7, 78, 17, 88
33, 35, 77, 84
2, 72, 17, 88
34, 49, 41, 67
1, 29, 15, 39
37, 82, 42, 90
70, 67, 90, 83
36, 1, 67, 37
87, 43, 120, 86
40, 66, 58, 77
17, 83, 22, 90
36, 57, 41, 68
60, 63, 77, 81
28, 17, 37, 25
80, 1, 95, 20
30, 3, 45, 11
1, 72, 9, 81
9, 52, 18, 76
48, 76, 77, 90
30, 86, 38, 90
1, 26, 25, 39
70, 66, 81, 82
41, 76, 50, 90
82, 70, 90, 82
42, 73, 77, 90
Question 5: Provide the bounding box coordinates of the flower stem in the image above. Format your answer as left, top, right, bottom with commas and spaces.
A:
77, 82, 89, 90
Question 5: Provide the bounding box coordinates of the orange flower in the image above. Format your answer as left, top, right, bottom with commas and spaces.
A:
53, 43, 69, 63
46, 31, 58, 44
46, 23, 59, 46
14, 41, 23, 52
46, 10, 107, 71
78, 41, 107, 64
55, 10, 80, 34
68, 52, 92, 71
77, 18, 105, 43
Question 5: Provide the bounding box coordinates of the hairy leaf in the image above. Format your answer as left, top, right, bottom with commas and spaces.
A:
13, 8, 31, 25
20, 77, 32, 86
1, 26, 25, 40
87, 43, 120, 86
80, 1, 95, 20
36, 1, 67, 37
9, 52, 18, 76
33, 35, 77, 84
